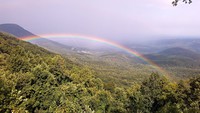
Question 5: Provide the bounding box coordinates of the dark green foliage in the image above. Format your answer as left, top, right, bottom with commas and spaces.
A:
172, 0, 192, 6
0, 32, 199, 113
0, 78, 12, 112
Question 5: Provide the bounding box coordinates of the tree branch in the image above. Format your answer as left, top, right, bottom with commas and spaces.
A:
172, 0, 192, 6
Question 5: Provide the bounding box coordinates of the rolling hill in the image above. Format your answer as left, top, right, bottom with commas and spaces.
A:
0, 24, 154, 85
1, 23, 200, 82
159, 47, 200, 60
145, 47, 200, 66
153, 38, 200, 53
1, 32, 199, 113
0, 23, 35, 37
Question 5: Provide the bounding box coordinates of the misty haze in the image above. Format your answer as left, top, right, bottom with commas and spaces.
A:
0, 0, 199, 113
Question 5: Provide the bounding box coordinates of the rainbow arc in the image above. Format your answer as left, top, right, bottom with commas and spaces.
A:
20, 34, 169, 77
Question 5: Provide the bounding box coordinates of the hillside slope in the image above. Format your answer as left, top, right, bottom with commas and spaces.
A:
154, 38, 200, 53
159, 47, 200, 60
0, 24, 35, 37
145, 47, 200, 66
0, 32, 104, 112
0, 32, 199, 113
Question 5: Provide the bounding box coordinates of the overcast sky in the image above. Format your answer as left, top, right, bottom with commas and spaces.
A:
0, 0, 200, 42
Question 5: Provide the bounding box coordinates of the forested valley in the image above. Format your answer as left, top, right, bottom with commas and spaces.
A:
0, 32, 200, 113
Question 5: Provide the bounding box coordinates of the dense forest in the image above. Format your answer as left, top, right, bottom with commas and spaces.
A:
0, 32, 199, 113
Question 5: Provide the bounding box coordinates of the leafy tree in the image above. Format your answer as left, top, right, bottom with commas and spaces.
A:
89, 90, 113, 113
69, 66, 94, 83
186, 77, 200, 112
0, 77, 12, 112
7, 46, 31, 73
111, 87, 129, 113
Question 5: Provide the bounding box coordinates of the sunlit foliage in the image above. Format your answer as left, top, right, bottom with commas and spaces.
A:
0, 32, 199, 112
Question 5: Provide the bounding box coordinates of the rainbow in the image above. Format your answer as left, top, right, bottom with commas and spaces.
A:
20, 34, 169, 77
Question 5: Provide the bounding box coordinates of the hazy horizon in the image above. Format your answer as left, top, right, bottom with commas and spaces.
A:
1, 0, 200, 44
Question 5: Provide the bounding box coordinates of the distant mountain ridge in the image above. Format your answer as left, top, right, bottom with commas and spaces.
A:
159, 47, 200, 60
0, 23, 73, 53
0, 23, 35, 37
145, 47, 200, 67
154, 38, 200, 53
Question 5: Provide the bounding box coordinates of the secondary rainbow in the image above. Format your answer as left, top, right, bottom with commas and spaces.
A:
20, 34, 169, 76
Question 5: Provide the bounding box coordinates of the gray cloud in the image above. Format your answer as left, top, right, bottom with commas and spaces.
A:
0, 0, 200, 42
